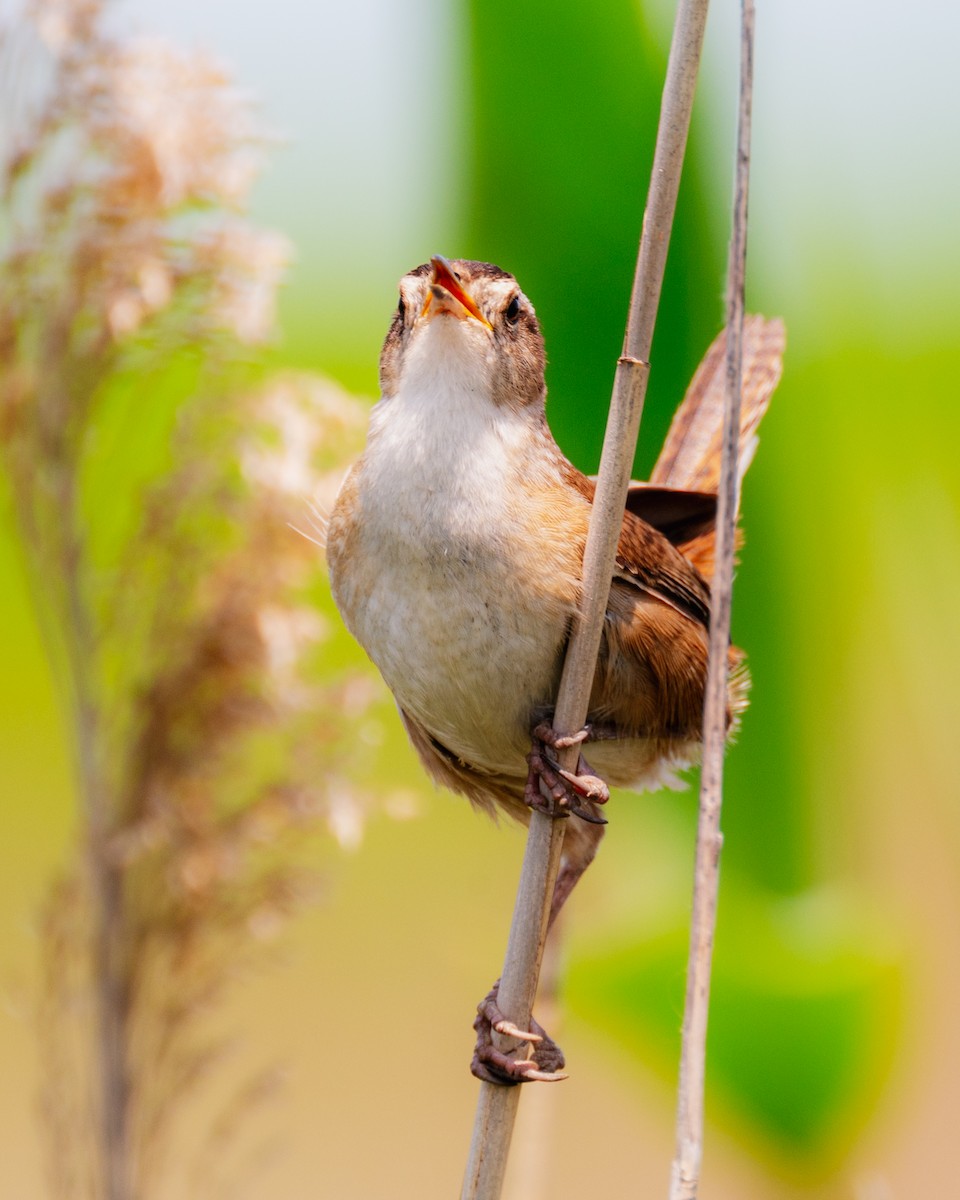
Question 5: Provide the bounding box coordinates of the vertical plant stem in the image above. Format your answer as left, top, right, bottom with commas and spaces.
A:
461, 2, 710, 1196
16, 452, 132, 1198
57, 480, 132, 1200
668, 2, 754, 1197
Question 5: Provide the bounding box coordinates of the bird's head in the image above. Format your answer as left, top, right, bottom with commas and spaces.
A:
379, 256, 547, 414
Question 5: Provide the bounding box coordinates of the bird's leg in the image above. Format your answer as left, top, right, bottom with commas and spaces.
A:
523, 720, 614, 824
470, 807, 605, 1086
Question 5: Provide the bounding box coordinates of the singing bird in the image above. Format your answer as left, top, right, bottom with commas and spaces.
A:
326, 256, 783, 1083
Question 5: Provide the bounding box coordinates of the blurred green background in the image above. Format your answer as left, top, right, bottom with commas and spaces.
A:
3, 0, 959, 1196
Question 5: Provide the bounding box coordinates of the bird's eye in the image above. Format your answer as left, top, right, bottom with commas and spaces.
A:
396, 295, 406, 321
504, 295, 521, 324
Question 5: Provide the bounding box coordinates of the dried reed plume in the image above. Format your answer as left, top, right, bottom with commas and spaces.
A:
1, 3, 381, 1196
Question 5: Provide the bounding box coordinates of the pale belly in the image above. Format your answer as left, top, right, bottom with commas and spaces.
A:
337, 522, 573, 776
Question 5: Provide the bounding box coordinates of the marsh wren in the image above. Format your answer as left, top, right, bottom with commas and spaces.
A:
326, 256, 783, 1083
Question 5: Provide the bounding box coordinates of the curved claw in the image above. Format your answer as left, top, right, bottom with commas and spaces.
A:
514, 1065, 569, 1083
531, 720, 590, 751
493, 1018, 542, 1043
569, 802, 608, 826
557, 767, 610, 804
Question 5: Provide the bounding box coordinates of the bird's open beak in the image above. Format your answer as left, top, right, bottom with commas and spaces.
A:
422, 255, 493, 329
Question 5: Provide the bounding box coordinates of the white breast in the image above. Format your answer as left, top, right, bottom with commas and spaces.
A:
330, 337, 580, 774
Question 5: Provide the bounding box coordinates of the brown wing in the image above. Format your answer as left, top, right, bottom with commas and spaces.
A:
558, 461, 714, 739
613, 508, 711, 628
562, 463, 712, 628
594, 520, 749, 741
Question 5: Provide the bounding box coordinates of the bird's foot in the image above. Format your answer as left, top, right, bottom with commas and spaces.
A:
524, 721, 610, 823
470, 981, 568, 1086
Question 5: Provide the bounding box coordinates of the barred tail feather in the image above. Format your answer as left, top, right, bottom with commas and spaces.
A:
651, 315, 785, 493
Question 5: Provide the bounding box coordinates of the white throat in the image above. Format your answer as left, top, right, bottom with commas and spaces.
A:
367, 318, 540, 513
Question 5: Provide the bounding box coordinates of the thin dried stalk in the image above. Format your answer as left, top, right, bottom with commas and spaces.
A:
461, 2, 711, 1195
668, 2, 755, 1197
